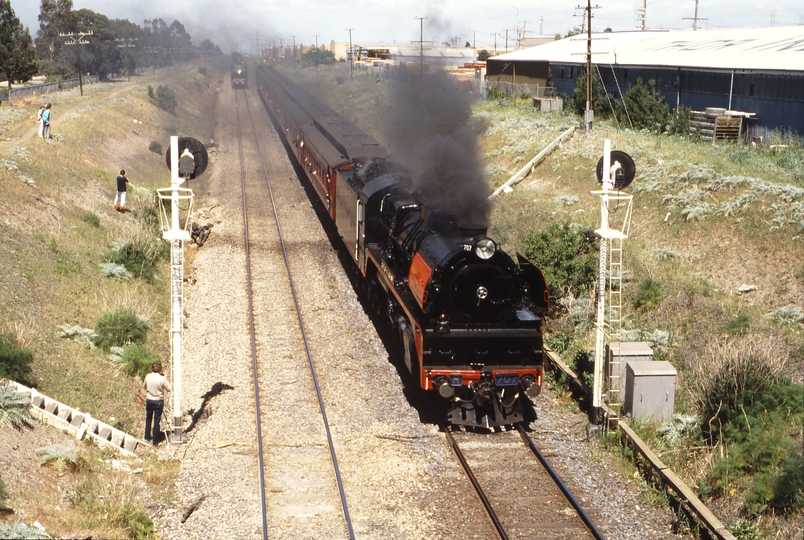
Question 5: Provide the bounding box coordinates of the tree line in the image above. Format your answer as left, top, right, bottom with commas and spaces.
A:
0, 0, 222, 93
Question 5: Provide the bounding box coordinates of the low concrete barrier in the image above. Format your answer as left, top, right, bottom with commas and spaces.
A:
3, 379, 148, 457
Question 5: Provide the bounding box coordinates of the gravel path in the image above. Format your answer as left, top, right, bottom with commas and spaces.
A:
151, 77, 695, 540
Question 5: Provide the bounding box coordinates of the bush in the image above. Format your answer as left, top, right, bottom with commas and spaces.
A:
116, 344, 159, 380
614, 78, 669, 131
80, 211, 100, 228
523, 221, 598, 300
0, 386, 34, 430
771, 450, 804, 513
301, 48, 336, 68
93, 309, 149, 351
0, 333, 33, 384
197, 67, 207, 76
102, 238, 168, 283
725, 313, 751, 336
148, 141, 162, 154
570, 71, 612, 119
0, 476, 7, 509
153, 85, 177, 114
0, 521, 52, 539
37, 443, 80, 473
147, 85, 154, 98
632, 278, 663, 312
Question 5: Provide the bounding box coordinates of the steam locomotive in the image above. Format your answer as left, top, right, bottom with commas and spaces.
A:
231, 52, 248, 89
255, 65, 550, 428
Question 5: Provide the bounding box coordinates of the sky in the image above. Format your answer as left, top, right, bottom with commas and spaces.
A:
12, 0, 804, 54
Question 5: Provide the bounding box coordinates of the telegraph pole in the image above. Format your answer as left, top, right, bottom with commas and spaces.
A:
60, 31, 93, 96
415, 16, 428, 74
683, 0, 707, 30
347, 28, 354, 80
116, 38, 137, 81
576, 0, 601, 132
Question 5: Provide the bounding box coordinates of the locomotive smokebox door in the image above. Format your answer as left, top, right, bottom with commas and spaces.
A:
165, 137, 209, 180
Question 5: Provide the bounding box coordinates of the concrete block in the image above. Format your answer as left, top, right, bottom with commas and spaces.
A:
58, 407, 73, 422
123, 436, 139, 453
45, 400, 58, 415
32, 395, 44, 408
98, 426, 112, 440
85, 419, 99, 435
111, 430, 125, 448
70, 413, 85, 428
76, 425, 87, 440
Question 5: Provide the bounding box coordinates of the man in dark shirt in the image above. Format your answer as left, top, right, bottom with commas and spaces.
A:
114, 169, 129, 212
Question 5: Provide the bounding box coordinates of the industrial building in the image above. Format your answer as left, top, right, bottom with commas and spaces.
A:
487, 26, 804, 141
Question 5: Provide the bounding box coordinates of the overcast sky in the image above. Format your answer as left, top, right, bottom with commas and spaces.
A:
12, 0, 804, 53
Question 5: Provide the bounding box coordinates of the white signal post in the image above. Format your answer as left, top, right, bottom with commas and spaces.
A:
158, 136, 195, 443
591, 140, 633, 425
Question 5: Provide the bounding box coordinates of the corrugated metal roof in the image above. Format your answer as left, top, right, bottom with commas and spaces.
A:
491, 26, 804, 73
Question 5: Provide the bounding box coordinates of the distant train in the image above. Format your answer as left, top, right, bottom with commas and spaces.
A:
231, 52, 248, 89
255, 65, 550, 428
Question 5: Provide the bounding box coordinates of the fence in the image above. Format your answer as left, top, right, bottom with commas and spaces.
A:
1, 76, 99, 105
486, 80, 557, 99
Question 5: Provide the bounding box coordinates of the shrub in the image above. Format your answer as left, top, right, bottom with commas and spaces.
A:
570, 71, 611, 119
116, 344, 159, 380
147, 85, 154, 98
37, 443, 80, 473
0, 476, 7, 509
153, 85, 177, 114
771, 450, 804, 513
0, 386, 34, 430
725, 313, 751, 336
632, 278, 663, 312
197, 67, 207, 76
80, 211, 100, 227
614, 78, 669, 131
0, 521, 52, 539
0, 333, 33, 384
102, 238, 168, 283
93, 309, 149, 351
524, 221, 598, 300
301, 48, 335, 68
148, 141, 162, 154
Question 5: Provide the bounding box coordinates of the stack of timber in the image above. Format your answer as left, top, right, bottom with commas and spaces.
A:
689, 108, 746, 143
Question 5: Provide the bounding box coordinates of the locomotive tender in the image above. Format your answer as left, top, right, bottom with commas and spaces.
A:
255, 65, 550, 428
231, 52, 248, 89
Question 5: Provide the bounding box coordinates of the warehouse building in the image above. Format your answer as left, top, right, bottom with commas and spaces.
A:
487, 26, 804, 141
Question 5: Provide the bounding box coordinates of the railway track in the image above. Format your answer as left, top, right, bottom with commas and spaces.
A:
233, 88, 354, 539
445, 424, 606, 540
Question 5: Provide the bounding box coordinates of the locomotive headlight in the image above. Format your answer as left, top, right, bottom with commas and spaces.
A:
474, 237, 496, 260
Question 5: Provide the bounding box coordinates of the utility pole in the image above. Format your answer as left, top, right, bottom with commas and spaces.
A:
60, 31, 93, 96
415, 16, 428, 74
347, 28, 354, 80
505, 29, 509, 53
292, 36, 296, 62
683, 0, 707, 30
576, 0, 601, 132
491, 32, 498, 55
315, 34, 319, 49
116, 37, 137, 81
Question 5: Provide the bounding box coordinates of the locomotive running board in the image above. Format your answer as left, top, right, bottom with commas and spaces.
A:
446, 399, 524, 429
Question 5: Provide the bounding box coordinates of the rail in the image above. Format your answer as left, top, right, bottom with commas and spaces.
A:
544, 347, 737, 540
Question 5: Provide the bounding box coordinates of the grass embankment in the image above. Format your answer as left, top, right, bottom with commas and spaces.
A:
0, 59, 221, 538
276, 61, 803, 538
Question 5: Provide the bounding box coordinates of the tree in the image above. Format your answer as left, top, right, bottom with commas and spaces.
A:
477, 49, 490, 61
0, 0, 37, 92
614, 77, 670, 131
36, 0, 72, 61
569, 70, 612, 119
301, 47, 335, 68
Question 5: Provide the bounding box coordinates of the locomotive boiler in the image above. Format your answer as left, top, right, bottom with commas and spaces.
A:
256, 65, 549, 428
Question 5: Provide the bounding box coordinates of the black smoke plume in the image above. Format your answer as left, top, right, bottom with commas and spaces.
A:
379, 66, 491, 226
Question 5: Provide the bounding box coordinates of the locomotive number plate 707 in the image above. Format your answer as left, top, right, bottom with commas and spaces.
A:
495, 374, 519, 386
